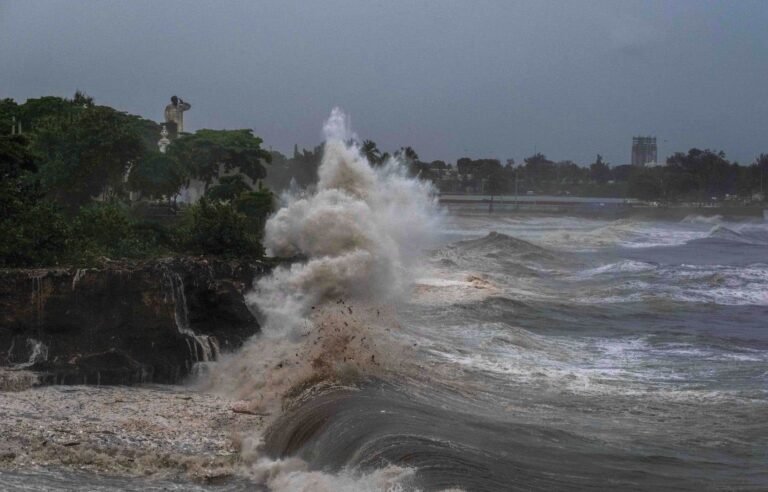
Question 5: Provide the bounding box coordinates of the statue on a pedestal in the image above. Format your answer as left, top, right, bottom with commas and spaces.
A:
164, 95, 191, 134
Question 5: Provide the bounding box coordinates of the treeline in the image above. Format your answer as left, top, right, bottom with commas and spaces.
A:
627, 150, 767, 202
0, 93, 274, 268
485, 151, 767, 201
346, 139, 767, 202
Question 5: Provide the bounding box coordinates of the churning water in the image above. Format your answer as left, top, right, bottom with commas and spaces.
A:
249, 211, 768, 491
219, 111, 768, 490
8, 111, 768, 491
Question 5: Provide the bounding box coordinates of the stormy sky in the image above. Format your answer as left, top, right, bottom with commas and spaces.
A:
2, 0, 767, 165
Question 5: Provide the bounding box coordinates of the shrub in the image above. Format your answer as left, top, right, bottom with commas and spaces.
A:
180, 198, 263, 257
233, 186, 274, 237
206, 175, 252, 202
68, 202, 161, 263
0, 200, 69, 267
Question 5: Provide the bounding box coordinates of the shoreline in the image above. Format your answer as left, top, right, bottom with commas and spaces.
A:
0, 384, 262, 483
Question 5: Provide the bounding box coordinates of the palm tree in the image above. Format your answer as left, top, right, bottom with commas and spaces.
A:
361, 140, 382, 165
395, 146, 419, 162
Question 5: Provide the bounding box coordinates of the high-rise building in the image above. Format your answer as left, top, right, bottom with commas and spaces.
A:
631, 136, 657, 167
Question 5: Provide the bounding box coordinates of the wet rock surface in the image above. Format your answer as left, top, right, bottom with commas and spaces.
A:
0, 258, 268, 385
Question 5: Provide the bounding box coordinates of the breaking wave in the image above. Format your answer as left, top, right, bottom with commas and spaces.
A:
681, 214, 723, 224
206, 108, 441, 488
253, 107, 440, 335
701, 224, 768, 246
431, 231, 565, 273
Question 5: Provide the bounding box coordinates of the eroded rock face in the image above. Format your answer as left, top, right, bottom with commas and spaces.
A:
0, 258, 267, 385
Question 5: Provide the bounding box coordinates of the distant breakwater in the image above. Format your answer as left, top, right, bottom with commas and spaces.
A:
439, 194, 765, 219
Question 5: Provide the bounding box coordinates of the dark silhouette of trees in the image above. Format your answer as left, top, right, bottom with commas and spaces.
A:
361, 139, 383, 165
589, 155, 611, 184
127, 152, 186, 202
33, 104, 146, 207
169, 129, 271, 190
522, 153, 556, 190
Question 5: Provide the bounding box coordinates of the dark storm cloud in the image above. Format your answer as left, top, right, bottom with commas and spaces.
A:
1, 0, 767, 165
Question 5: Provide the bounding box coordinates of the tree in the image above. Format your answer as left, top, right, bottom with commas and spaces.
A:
69, 202, 135, 258
0, 98, 19, 135
32, 105, 146, 207
71, 90, 94, 108
611, 164, 634, 182
361, 139, 383, 165
523, 153, 556, 186
555, 160, 583, 184
169, 129, 271, 189
16, 96, 79, 130
666, 149, 732, 199
590, 154, 611, 184
0, 199, 69, 267
0, 134, 69, 267
127, 151, 186, 202
180, 198, 264, 257
0, 134, 36, 177
395, 146, 419, 163
234, 183, 274, 237
755, 154, 768, 199
486, 166, 509, 196
628, 168, 664, 201
206, 175, 252, 202
395, 146, 422, 175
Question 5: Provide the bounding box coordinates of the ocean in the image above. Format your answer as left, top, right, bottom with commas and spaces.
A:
258, 211, 768, 491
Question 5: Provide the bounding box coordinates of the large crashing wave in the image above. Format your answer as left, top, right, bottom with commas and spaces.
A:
253, 107, 441, 335
206, 109, 440, 489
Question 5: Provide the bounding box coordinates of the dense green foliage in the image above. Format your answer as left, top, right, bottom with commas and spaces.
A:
127, 152, 185, 201
0, 94, 274, 268
0, 134, 69, 266
206, 175, 252, 201
33, 105, 147, 207
424, 151, 766, 201
625, 149, 766, 202
168, 129, 271, 188
180, 198, 264, 257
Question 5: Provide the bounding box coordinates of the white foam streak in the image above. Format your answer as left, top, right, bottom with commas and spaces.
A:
243, 454, 415, 492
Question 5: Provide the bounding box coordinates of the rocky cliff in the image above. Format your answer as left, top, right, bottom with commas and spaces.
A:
0, 257, 267, 385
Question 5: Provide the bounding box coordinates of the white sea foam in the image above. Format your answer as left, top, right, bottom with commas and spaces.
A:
681, 214, 723, 224
241, 451, 416, 492
574, 263, 768, 306
209, 110, 441, 479
252, 107, 440, 335
578, 260, 658, 277
537, 219, 707, 251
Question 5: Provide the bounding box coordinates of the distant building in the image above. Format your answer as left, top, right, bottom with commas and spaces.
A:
631, 136, 657, 167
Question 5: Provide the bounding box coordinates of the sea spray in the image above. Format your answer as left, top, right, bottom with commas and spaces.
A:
208, 108, 439, 446
252, 107, 441, 335
201, 110, 439, 489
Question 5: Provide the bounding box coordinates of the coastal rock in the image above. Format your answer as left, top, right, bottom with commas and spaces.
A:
0, 257, 268, 385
